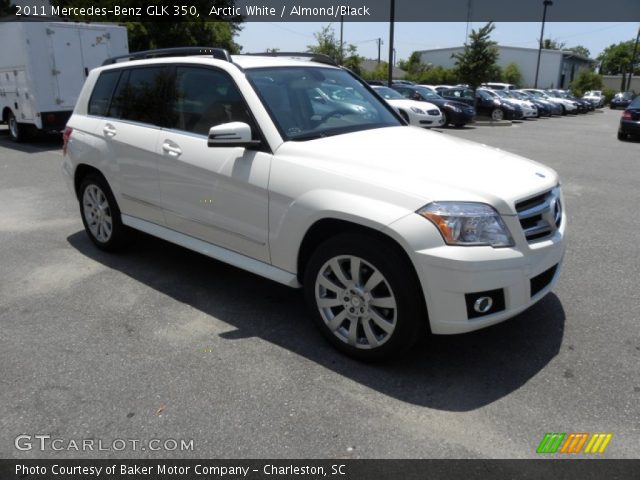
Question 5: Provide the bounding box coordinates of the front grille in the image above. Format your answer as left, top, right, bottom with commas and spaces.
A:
427, 109, 440, 115
515, 188, 562, 242
530, 264, 558, 297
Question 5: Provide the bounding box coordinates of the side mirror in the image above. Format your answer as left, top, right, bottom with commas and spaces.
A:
208, 122, 262, 149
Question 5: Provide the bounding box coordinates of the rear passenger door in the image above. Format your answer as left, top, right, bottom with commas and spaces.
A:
94, 66, 170, 225
156, 66, 271, 263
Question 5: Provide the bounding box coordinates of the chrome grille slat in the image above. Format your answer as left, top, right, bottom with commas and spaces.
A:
516, 187, 562, 243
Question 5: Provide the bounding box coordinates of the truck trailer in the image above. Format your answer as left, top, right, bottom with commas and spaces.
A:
0, 22, 128, 142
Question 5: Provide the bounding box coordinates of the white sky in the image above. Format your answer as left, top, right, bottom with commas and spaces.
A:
237, 22, 639, 62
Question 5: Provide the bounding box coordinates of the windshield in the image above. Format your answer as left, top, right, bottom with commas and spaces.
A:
493, 90, 512, 99
246, 67, 400, 141
480, 89, 499, 99
414, 87, 442, 100
374, 86, 404, 99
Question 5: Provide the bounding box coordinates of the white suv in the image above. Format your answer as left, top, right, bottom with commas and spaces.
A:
62, 48, 566, 360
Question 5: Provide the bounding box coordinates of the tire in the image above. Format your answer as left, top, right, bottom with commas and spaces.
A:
78, 173, 128, 251
303, 233, 426, 361
560, 105, 567, 115
454, 123, 465, 128
440, 110, 449, 126
7, 111, 29, 143
491, 108, 504, 121
618, 131, 627, 141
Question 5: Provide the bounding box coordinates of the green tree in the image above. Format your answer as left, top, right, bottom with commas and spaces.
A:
542, 38, 566, 50
307, 25, 363, 74
597, 40, 638, 75
569, 70, 604, 97
360, 62, 391, 81
452, 22, 500, 90
397, 52, 428, 76
50, 0, 242, 53
502, 62, 522, 85
0, 0, 16, 16
566, 45, 591, 58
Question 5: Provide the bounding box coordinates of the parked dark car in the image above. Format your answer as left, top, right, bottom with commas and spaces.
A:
611, 92, 636, 109
516, 90, 563, 116
475, 88, 523, 121
618, 95, 640, 141
510, 90, 551, 116
391, 85, 476, 127
436, 86, 475, 105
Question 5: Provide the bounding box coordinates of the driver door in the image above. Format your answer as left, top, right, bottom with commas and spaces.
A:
156, 66, 271, 262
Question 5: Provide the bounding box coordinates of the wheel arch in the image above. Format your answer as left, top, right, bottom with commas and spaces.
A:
74, 164, 107, 200
296, 218, 421, 293
2, 107, 13, 123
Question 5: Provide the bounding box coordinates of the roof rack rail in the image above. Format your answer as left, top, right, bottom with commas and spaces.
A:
244, 52, 338, 67
102, 47, 231, 66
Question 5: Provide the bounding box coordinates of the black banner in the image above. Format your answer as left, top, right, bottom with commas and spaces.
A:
3, 0, 640, 22
2, 459, 640, 480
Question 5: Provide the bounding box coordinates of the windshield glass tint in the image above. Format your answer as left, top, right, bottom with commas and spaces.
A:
414, 87, 441, 100
246, 67, 400, 140
374, 87, 403, 99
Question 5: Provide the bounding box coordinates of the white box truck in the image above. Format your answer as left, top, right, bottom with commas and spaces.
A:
0, 22, 128, 142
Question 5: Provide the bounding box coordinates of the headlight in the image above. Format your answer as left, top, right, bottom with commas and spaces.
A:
410, 106, 425, 114
417, 202, 514, 247
444, 103, 462, 112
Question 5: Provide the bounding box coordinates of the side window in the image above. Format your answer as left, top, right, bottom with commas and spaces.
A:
172, 66, 254, 137
88, 70, 120, 117
110, 67, 177, 127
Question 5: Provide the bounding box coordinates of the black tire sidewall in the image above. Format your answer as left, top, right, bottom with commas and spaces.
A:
303, 233, 425, 361
79, 174, 126, 251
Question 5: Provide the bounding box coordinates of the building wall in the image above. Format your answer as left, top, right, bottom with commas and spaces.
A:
603, 75, 640, 93
418, 46, 592, 89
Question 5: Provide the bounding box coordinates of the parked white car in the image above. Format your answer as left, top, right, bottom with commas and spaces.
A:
582, 90, 605, 108
372, 85, 443, 127
63, 49, 566, 360
521, 89, 578, 115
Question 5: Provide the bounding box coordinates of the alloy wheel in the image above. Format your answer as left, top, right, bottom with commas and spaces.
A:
82, 184, 113, 243
314, 255, 397, 349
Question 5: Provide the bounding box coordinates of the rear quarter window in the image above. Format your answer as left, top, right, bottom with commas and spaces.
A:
88, 70, 121, 117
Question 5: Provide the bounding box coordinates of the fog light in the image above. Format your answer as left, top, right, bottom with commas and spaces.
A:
474, 296, 493, 313
465, 288, 505, 319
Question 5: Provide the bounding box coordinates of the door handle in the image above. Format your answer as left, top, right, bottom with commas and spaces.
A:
103, 124, 116, 137
162, 141, 182, 157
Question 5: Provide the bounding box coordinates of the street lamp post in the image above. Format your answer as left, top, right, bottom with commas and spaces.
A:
534, 0, 553, 89
627, 26, 640, 92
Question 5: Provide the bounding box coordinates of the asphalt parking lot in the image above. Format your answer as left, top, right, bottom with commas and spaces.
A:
1, 108, 638, 459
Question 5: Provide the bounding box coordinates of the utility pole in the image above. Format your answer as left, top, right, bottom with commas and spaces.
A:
377, 37, 383, 64
534, 0, 553, 89
387, 0, 395, 87
339, 16, 344, 63
627, 26, 640, 92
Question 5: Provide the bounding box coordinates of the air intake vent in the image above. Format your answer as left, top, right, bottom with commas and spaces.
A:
515, 188, 562, 242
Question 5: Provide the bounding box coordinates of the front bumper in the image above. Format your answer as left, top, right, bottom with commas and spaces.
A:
389, 210, 566, 335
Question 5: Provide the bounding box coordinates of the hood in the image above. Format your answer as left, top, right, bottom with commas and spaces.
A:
275, 126, 558, 216
386, 99, 439, 111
